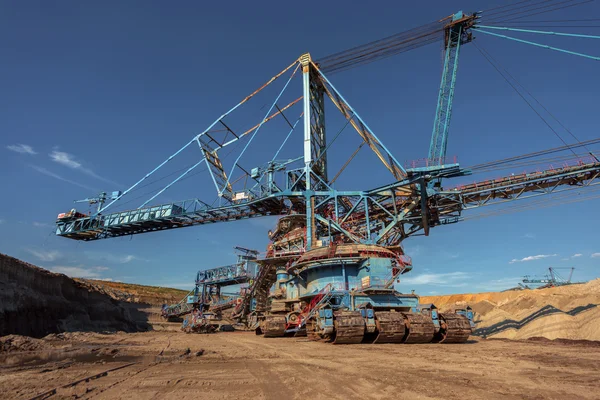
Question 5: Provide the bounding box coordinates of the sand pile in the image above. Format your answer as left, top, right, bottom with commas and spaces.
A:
421, 279, 600, 340
0, 335, 47, 353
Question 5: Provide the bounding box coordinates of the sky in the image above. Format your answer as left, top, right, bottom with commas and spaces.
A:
1, 0, 599, 295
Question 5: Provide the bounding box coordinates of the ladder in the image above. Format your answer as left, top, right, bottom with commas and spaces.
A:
232, 263, 278, 320
298, 283, 334, 329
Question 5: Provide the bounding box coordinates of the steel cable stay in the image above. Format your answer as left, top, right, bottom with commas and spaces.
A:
121, 140, 248, 212
481, 16, 600, 28
315, 1, 595, 74
484, 0, 594, 24
318, 21, 445, 72
471, 41, 597, 162
95, 60, 300, 214
480, 0, 539, 14
476, 24, 600, 38
473, 28, 600, 60
221, 63, 301, 197
319, 32, 444, 74
311, 0, 596, 70
483, 0, 567, 19
468, 138, 600, 171
112, 107, 304, 211
469, 150, 600, 174
126, 104, 305, 205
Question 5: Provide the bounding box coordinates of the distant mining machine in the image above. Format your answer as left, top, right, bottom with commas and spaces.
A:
161, 247, 259, 333
519, 267, 577, 290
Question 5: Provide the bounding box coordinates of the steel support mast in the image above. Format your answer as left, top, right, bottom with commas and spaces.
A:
428, 11, 477, 167
301, 53, 328, 250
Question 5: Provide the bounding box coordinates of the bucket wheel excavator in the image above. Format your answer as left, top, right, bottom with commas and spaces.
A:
54, 9, 600, 345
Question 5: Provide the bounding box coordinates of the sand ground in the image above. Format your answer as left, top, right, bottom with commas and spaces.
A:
1, 330, 599, 400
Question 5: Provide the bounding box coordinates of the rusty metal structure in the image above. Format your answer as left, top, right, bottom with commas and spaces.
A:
55, 9, 600, 344
161, 247, 259, 332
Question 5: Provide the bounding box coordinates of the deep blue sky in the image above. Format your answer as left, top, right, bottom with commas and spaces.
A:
1, 1, 599, 295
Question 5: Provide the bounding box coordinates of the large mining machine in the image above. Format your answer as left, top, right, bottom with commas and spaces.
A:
161, 247, 259, 332
54, 9, 600, 344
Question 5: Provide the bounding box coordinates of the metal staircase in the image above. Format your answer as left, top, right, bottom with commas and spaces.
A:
232, 264, 278, 320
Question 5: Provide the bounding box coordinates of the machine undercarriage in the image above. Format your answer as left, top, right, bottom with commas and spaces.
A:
251, 217, 475, 344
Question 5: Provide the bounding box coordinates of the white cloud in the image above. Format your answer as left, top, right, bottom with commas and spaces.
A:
592, 253, 600, 258
30, 165, 97, 191
49, 150, 120, 186
27, 249, 62, 262
50, 151, 82, 169
50, 266, 100, 278
0, 219, 4, 225
7, 144, 37, 155
562, 253, 583, 261
120, 255, 137, 263
32, 222, 51, 228
400, 271, 468, 286
49, 265, 109, 278
84, 252, 141, 264
509, 254, 557, 264
523, 233, 536, 239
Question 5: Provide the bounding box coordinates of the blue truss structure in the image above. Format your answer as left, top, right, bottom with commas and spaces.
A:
55, 11, 600, 251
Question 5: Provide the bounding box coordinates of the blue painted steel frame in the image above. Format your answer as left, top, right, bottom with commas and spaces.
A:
429, 11, 477, 166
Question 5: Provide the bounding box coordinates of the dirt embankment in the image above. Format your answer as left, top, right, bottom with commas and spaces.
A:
0, 253, 151, 338
421, 279, 600, 341
75, 279, 188, 306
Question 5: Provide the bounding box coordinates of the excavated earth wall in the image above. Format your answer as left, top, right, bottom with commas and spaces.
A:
421, 279, 600, 341
0, 253, 151, 338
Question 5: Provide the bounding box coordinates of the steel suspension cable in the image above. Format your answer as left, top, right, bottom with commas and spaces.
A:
468, 138, 600, 170
318, 21, 445, 73
471, 150, 600, 173
491, 18, 600, 23
472, 42, 578, 157
481, 0, 538, 13
475, 43, 596, 158
486, 0, 594, 23
484, 0, 559, 19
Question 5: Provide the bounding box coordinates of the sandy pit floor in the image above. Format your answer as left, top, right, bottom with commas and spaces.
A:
1, 331, 599, 400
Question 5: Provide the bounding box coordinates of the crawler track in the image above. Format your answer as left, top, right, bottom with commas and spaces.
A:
403, 313, 436, 343
437, 313, 472, 343
333, 311, 365, 344
269, 310, 472, 344
373, 311, 406, 344
262, 315, 287, 337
